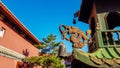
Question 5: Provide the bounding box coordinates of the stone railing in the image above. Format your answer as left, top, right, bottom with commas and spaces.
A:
0, 45, 25, 61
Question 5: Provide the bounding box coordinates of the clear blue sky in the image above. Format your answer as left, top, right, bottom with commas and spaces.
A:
2, 0, 89, 52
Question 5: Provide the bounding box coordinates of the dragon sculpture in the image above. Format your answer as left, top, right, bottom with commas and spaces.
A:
59, 24, 91, 48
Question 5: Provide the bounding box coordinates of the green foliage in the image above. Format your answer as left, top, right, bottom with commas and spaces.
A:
30, 34, 64, 67
42, 34, 56, 43
23, 55, 63, 68
34, 43, 44, 49
35, 34, 61, 55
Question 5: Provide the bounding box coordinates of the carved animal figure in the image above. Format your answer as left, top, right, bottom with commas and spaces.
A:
59, 25, 91, 48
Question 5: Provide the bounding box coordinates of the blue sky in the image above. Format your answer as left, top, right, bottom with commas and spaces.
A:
2, 0, 89, 52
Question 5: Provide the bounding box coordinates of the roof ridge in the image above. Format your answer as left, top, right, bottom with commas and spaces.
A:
0, 2, 40, 44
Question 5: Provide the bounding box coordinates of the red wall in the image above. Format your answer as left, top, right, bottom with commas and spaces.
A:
0, 20, 39, 56
0, 56, 17, 68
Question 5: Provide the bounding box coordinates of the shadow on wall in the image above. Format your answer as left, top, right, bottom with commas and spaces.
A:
23, 49, 29, 56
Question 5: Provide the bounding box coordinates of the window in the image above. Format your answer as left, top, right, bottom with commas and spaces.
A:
106, 12, 120, 29
0, 27, 5, 37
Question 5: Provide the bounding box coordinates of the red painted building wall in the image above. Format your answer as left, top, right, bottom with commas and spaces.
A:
0, 20, 39, 56
0, 20, 39, 68
0, 56, 17, 68
0, 2, 40, 68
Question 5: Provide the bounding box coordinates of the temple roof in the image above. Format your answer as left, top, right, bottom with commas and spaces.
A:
73, 47, 120, 67
77, 0, 94, 23
76, 0, 120, 24
0, 2, 40, 44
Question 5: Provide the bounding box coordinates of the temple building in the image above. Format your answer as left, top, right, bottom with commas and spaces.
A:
59, 0, 120, 68
0, 2, 40, 68
71, 0, 120, 68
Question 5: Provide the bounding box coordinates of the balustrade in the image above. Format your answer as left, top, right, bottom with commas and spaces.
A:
101, 30, 120, 46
